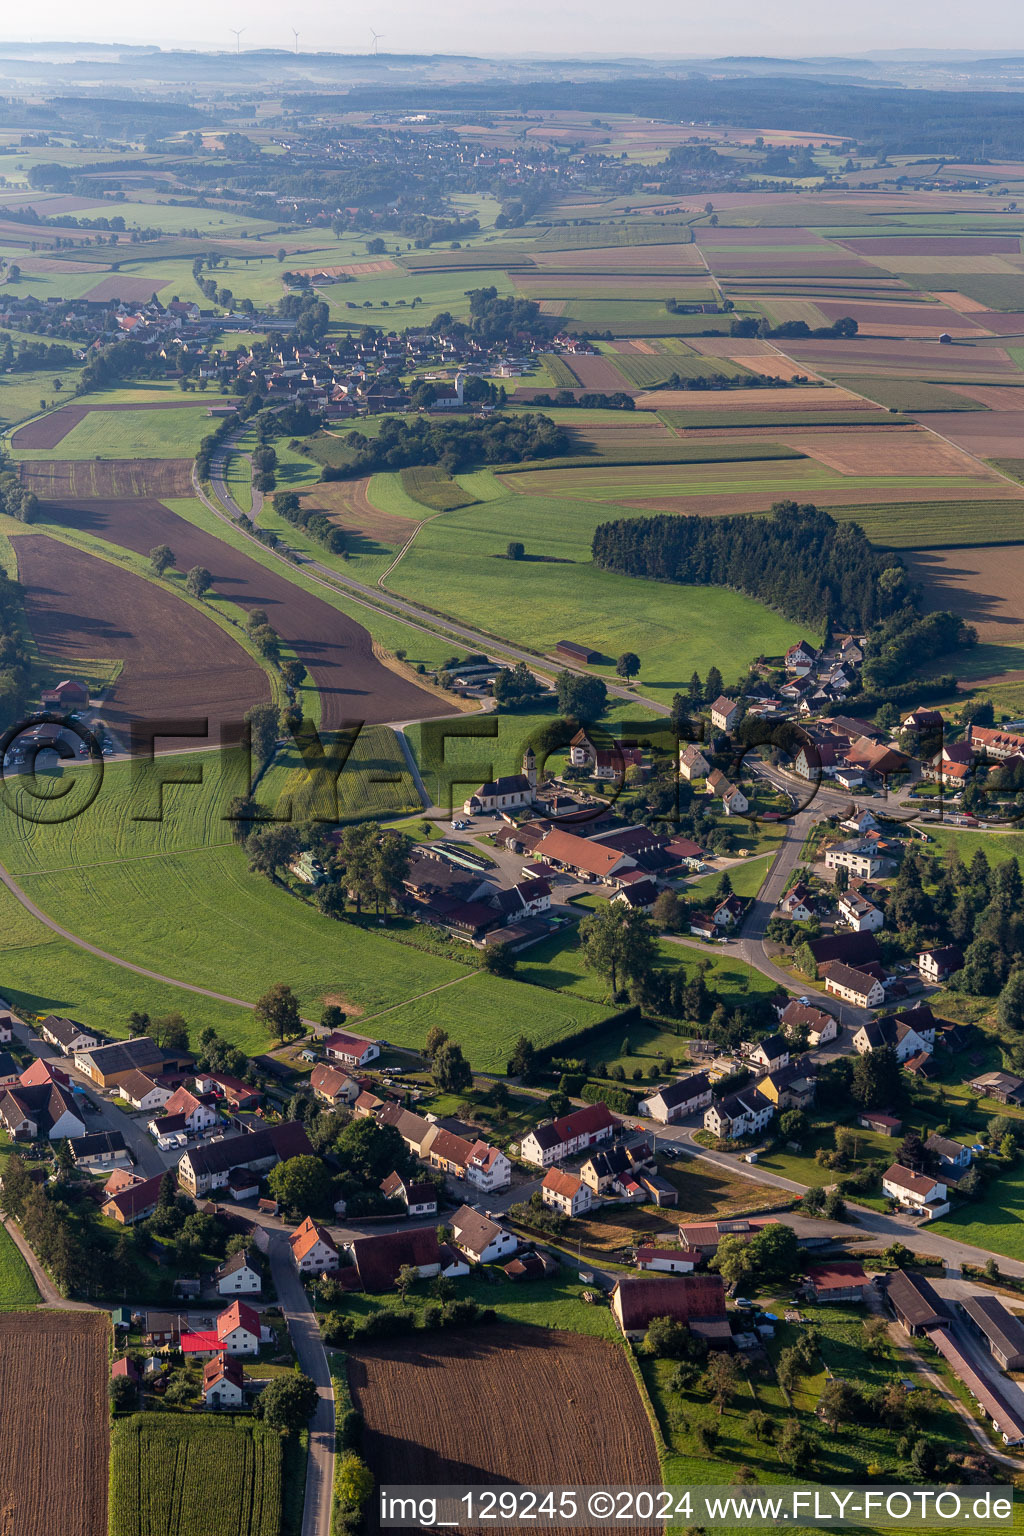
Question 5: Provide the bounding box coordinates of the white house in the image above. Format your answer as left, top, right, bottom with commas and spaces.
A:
639, 1072, 713, 1125
214, 1250, 262, 1296
635, 1246, 697, 1274
290, 1216, 339, 1274
853, 1009, 934, 1062
748, 1035, 789, 1073
778, 1000, 838, 1047
541, 1167, 592, 1217
216, 1300, 260, 1356
838, 889, 884, 933
162, 1086, 219, 1135
117, 1071, 172, 1114
882, 1163, 949, 1221
450, 1206, 519, 1265
823, 962, 885, 1009
40, 1015, 101, 1056
779, 882, 814, 922
824, 840, 884, 879
519, 1102, 617, 1168
917, 946, 964, 984
704, 1089, 775, 1139
709, 696, 741, 733
678, 745, 710, 781
322, 1030, 381, 1069
203, 1355, 245, 1409
707, 769, 748, 816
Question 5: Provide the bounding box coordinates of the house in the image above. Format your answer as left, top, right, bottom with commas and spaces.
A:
195, 1073, 263, 1111
965, 723, 1024, 760
638, 1072, 712, 1124
709, 696, 741, 733
778, 1001, 837, 1047
214, 1250, 262, 1295
310, 1063, 360, 1106
164, 1085, 220, 1133
40, 677, 89, 709
203, 1354, 245, 1409
703, 1088, 775, 1139
104, 1168, 142, 1197
73, 1037, 165, 1088
0, 1012, 14, 1043
322, 1031, 380, 1069
427, 1128, 511, 1191
925, 1133, 972, 1174
519, 1102, 617, 1168
18, 1058, 70, 1090
635, 1247, 698, 1275
227, 1168, 261, 1201
902, 708, 943, 732
970, 1071, 1024, 1105
0, 1082, 85, 1141
117, 1071, 173, 1114
678, 745, 710, 781
748, 1034, 789, 1073
688, 913, 719, 941
463, 767, 535, 817
102, 1172, 166, 1225
882, 1163, 950, 1220
706, 769, 748, 816
0, 1052, 19, 1087
491, 878, 551, 924
959, 1294, 1024, 1371
823, 962, 885, 1010
838, 888, 884, 933
917, 946, 964, 984
450, 1205, 518, 1265
824, 840, 885, 880
610, 1274, 729, 1344
533, 828, 635, 884
804, 1262, 871, 1302
216, 1299, 260, 1355
541, 1167, 593, 1217
39, 1014, 100, 1055
346, 1226, 442, 1289
374, 1103, 439, 1158
779, 881, 815, 922
70, 1130, 131, 1170
290, 1216, 339, 1275
178, 1122, 313, 1197
884, 1269, 948, 1335
111, 1356, 139, 1383
612, 879, 659, 913
786, 641, 819, 670
665, 837, 705, 870
842, 738, 910, 780
380, 1171, 438, 1217
713, 894, 747, 929
858, 1111, 902, 1137
579, 1142, 653, 1197
145, 1311, 185, 1345
353, 1091, 383, 1119
760, 1059, 816, 1111
853, 1008, 934, 1062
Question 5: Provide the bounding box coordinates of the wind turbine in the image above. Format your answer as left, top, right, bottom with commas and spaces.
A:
230, 27, 245, 53
292, 28, 300, 52
369, 28, 384, 54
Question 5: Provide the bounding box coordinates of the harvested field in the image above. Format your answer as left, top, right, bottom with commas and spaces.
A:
613, 482, 1021, 518
814, 298, 986, 337
46, 499, 449, 728
841, 236, 1023, 257
639, 385, 864, 412
12, 399, 225, 451
21, 458, 194, 499
866, 254, 1024, 275
950, 384, 1024, 409
779, 337, 1019, 375
614, 350, 751, 388
786, 428, 991, 477
297, 478, 418, 541
350, 1325, 660, 1536
904, 411, 1024, 459
14, 534, 272, 746
562, 352, 633, 390
532, 243, 705, 272
684, 336, 782, 357
831, 376, 991, 412
905, 544, 1024, 648
294, 258, 401, 277
83, 275, 171, 301
935, 291, 993, 314
0, 1310, 109, 1536
960, 309, 1024, 333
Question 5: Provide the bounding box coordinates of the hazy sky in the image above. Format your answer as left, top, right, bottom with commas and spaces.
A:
8, 0, 1024, 60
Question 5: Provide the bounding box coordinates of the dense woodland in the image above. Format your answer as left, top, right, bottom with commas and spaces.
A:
324, 413, 569, 476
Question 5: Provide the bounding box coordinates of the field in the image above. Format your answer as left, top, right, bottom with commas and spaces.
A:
0, 1221, 40, 1308
14, 532, 272, 746
0, 1310, 109, 1536
110, 1414, 284, 1536
825, 498, 1024, 548
11, 401, 231, 457
43, 496, 448, 730
903, 544, 1024, 668
349, 1325, 660, 1534
19, 458, 195, 499
257, 723, 422, 824
609, 348, 751, 387
829, 375, 992, 411
398, 464, 479, 511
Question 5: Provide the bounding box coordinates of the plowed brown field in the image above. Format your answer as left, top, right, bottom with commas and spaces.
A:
904, 544, 1024, 647
563, 353, 633, 391
21, 458, 194, 499
0, 1311, 109, 1536
349, 1326, 660, 1536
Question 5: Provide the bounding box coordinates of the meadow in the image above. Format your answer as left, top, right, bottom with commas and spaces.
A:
256, 724, 422, 824
0, 1223, 40, 1310
825, 497, 1024, 548
13, 404, 232, 461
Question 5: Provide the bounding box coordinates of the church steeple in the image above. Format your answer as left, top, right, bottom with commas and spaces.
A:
523, 746, 537, 789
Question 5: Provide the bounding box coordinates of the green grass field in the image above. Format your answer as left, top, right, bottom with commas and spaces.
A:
611, 349, 752, 387
560, 298, 720, 335
0, 372, 84, 431
930, 1163, 1024, 1260
658, 407, 906, 428
399, 464, 479, 511
0, 1222, 40, 1309
14, 404, 231, 460
109, 1414, 284, 1536
830, 376, 991, 411
256, 724, 422, 824
384, 490, 808, 700
825, 498, 1024, 548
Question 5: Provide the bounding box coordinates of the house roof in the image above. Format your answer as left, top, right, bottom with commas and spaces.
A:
102, 1172, 165, 1222
534, 828, 631, 878
348, 1225, 441, 1289
375, 1102, 434, 1145
118, 1069, 164, 1102
754, 1033, 788, 1060
824, 961, 881, 997
884, 1268, 946, 1328
542, 1167, 584, 1199
70, 1130, 128, 1161
323, 1029, 377, 1056
779, 1001, 834, 1032
612, 1274, 726, 1331
527, 1101, 617, 1150
215, 1249, 257, 1278
204, 1355, 245, 1390
451, 1205, 509, 1257
710, 695, 738, 716
925, 1133, 967, 1161
806, 1261, 870, 1290
884, 1163, 940, 1198
182, 1121, 312, 1180
291, 1215, 338, 1263
40, 1014, 93, 1046
650, 1072, 711, 1109
959, 1293, 1024, 1360
310, 1064, 353, 1098
181, 1331, 221, 1353
75, 1037, 160, 1074
218, 1300, 259, 1339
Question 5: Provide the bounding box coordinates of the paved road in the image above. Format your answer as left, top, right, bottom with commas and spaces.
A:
268, 1231, 335, 1536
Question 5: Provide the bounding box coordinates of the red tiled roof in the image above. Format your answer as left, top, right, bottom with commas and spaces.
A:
613, 1275, 726, 1331
806, 1262, 870, 1290
348, 1226, 441, 1291
542, 1167, 583, 1198
217, 1300, 259, 1339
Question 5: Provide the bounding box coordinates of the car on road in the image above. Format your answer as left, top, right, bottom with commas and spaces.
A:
451, 819, 470, 830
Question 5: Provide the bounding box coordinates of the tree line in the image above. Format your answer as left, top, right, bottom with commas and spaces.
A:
322, 412, 569, 478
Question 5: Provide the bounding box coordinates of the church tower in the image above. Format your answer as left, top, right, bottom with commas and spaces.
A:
523, 745, 537, 789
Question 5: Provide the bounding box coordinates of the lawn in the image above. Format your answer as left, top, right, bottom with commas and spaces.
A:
685, 852, 775, 901
930, 1162, 1024, 1260
385, 492, 807, 702
0, 371, 84, 431
333, 1268, 619, 1340
0, 1221, 40, 1309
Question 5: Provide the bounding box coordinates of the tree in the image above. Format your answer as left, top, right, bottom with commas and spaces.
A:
898, 1131, 928, 1172
245, 702, 280, 770
998, 968, 1024, 1033
700, 1351, 740, 1416
149, 544, 174, 577
109, 1373, 138, 1412
818, 1379, 860, 1432
779, 1109, 808, 1141
704, 666, 724, 705
579, 903, 657, 996
652, 889, 683, 933
255, 982, 303, 1043
0, 1154, 32, 1219
424, 1025, 449, 1060
186, 565, 212, 599
395, 1264, 420, 1299
643, 1315, 692, 1358
151, 1012, 189, 1051
268, 1155, 333, 1216
247, 824, 300, 881
321, 1003, 346, 1032
616, 652, 641, 682
492, 662, 543, 710
749, 1409, 773, 1443
776, 1417, 813, 1471
433, 1039, 472, 1094
555, 670, 607, 721
711, 1234, 756, 1291
507, 1035, 536, 1080
281, 659, 307, 691
255, 1374, 319, 1434
336, 1451, 374, 1511
482, 943, 517, 978
850, 1044, 901, 1110
507, 541, 525, 560
750, 1223, 799, 1283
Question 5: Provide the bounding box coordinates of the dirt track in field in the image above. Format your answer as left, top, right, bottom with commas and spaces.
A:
616, 483, 1022, 516
20, 459, 195, 499
42, 498, 451, 728
0, 1311, 109, 1536
14, 534, 271, 746
12, 399, 228, 450
349, 1325, 661, 1536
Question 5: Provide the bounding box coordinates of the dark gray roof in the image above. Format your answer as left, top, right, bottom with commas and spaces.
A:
181, 1121, 312, 1178
654, 1073, 711, 1109
885, 1269, 946, 1328
959, 1294, 1024, 1360
71, 1130, 128, 1161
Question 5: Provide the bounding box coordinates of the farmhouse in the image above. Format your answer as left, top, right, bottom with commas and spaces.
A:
215, 1300, 261, 1356
917, 946, 964, 984
541, 1167, 592, 1217
346, 1226, 442, 1289
958, 1294, 1024, 1371
882, 1164, 949, 1220
925, 1133, 972, 1177
610, 1274, 729, 1343
40, 677, 89, 709
579, 1141, 653, 1197
375, 1102, 439, 1158
966, 724, 1024, 760
203, 1355, 245, 1410
490, 878, 552, 923
102, 1172, 166, 1225
40, 1014, 101, 1055
73, 1037, 165, 1088
778, 1000, 837, 1046
310, 1063, 360, 1106
519, 1102, 617, 1167
853, 1007, 934, 1062
322, 1031, 380, 1068
194, 1073, 263, 1110
380, 1171, 438, 1216
291, 1216, 339, 1275
155, 1086, 220, 1137
969, 1071, 1024, 1105
703, 1088, 775, 1139
638, 1072, 712, 1124
117, 1071, 172, 1114
450, 1206, 518, 1265
823, 962, 884, 1009
0, 1082, 85, 1141
214, 1250, 262, 1295
759, 1059, 816, 1110
533, 827, 636, 883
427, 1127, 511, 1191
709, 696, 741, 733
177, 1121, 313, 1196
